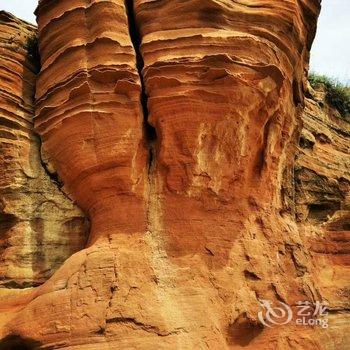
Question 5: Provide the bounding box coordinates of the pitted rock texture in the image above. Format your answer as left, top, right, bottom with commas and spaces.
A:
296, 92, 350, 224
1, 1, 349, 350
0, 11, 89, 289
136, 0, 318, 262
295, 87, 350, 347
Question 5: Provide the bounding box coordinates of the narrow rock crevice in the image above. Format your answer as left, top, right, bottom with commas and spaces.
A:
39, 152, 62, 188
106, 317, 185, 337
124, 6, 187, 329
124, 0, 157, 170
24, 32, 70, 202
24, 33, 41, 75
38, 139, 73, 202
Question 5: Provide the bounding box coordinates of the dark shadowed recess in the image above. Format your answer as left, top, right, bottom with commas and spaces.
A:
0, 335, 42, 350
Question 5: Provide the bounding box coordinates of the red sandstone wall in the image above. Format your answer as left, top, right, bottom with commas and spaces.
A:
1, 1, 349, 349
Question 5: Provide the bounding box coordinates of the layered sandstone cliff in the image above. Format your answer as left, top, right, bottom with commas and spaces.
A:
0, 1, 349, 349
295, 87, 350, 347
0, 11, 89, 293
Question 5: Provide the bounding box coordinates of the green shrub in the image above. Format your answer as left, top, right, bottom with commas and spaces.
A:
309, 73, 350, 119
25, 34, 40, 74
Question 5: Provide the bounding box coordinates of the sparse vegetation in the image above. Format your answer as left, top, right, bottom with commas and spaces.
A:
25, 34, 40, 74
309, 73, 350, 120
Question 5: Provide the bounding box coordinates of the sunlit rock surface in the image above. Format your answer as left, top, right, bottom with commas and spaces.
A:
0, 1, 349, 349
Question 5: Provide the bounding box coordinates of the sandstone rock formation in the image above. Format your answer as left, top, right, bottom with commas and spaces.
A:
0, 1, 349, 349
295, 87, 350, 347
0, 12, 89, 293
296, 91, 350, 224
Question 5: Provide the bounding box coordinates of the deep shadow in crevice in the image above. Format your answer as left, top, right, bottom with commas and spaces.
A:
0, 335, 42, 350
308, 202, 341, 222
124, 0, 157, 144
23, 29, 62, 191
0, 212, 17, 237
37, 137, 63, 188
227, 316, 264, 347
24, 34, 41, 75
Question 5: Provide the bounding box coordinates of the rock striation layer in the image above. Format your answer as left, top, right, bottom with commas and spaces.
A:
0, 1, 349, 349
34, 0, 148, 244
296, 91, 350, 225
295, 87, 350, 348
0, 12, 89, 289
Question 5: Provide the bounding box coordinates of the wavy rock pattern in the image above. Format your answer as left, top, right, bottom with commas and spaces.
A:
0, 11, 89, 290
136, 0, 320, 261
1, 1, 349, 350
35, 0, 147, 244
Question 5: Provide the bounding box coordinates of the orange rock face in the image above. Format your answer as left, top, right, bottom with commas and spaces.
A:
34, 0, 147, 244
0, 12, 89, 290
295, 89, 350, 347
0, 1, 349, 349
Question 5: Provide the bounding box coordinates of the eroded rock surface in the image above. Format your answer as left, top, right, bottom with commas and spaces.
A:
296, 93, 349, 225
0, 12, 89, 289
295, 88, 350, 348
0, 1, 349, 349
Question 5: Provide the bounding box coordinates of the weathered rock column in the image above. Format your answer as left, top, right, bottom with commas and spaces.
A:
34, 0, 148, 244
0, 12, 88, 289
